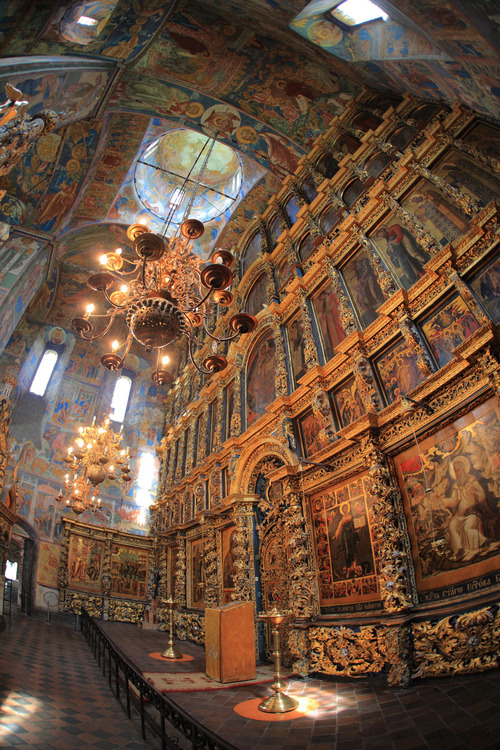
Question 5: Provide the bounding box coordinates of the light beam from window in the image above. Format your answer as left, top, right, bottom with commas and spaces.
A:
110, 375, 131, 423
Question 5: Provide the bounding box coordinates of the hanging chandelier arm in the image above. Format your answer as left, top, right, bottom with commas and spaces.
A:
201, 323, 239, 343
187, 336, 215, 375
183, 286, 212, 312
103, 289, 129, 310
79, 315, 119, 342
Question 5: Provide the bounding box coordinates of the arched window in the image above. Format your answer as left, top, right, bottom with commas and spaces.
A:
110, 375, 132, 423
30, 349, 58, 396
61, 1, 119, 45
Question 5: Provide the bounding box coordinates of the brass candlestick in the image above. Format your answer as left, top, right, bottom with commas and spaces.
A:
257, 607, 298, 713
161, 597, 183, 659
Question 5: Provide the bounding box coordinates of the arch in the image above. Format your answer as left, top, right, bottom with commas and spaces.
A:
232, 435, 296, 495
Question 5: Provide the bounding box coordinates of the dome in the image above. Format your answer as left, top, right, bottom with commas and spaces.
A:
134, 129, 242, 226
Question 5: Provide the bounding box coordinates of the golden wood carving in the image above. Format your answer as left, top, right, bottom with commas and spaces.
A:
412, 605, 500, 679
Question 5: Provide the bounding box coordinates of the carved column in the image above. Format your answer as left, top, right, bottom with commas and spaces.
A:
304, 159, 326, 188
231, 504, 253, 602
352, 353, 384, 413
270, 311, 289, 397
212, 386, 224, 453
159, 542, 168, 600
296, 288, 319, 370
353, 227, 397, 298
281, 234, 301, 266
197, 407, 209, 465
255, 215, 270, 254
174, 535, 187, 608
397, 315, 434, 377
283, 479, 318, 621
174, 435, 183, 485
0, 375, 16, 494
364, 434, 415, 613
475, 344, 500, 406
230, 357, 243, 438
185, 418, 196, 476
263, 257, 278, 302
203, 516, 219, 608
58, 525, 70, 590
324, 258, 358, 335
101, 538, 111, 598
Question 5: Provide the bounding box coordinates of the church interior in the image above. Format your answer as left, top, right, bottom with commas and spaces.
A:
1, 1, 500, 748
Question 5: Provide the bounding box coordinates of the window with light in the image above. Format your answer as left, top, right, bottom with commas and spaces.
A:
110, 375, 132, 423
30, 349, 58, 397
330, 0, 388, 26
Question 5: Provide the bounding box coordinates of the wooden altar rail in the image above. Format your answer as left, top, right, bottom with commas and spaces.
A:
81, 609, 237, 750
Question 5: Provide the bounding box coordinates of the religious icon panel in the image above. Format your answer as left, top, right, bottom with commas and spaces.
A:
342, 249, 386, 328
310, 472, 379, 612
373, 338, 426, 404
221, 525, 237, 603
188, 537, 205, 610
420, 294, 479, 368
370, 216, 430, 291
311, 281, 347, 362
109, 543, 149, 599
246, 329, 277, 426
469, 254, 500, 324
394, 398, 500, 597
67, 534, 104, 594
401, 179, 469, 247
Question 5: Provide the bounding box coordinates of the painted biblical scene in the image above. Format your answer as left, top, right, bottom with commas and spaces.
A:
109, 544, 148, 599
189, 537, 205, 609
67, 534, 104, 593
37, 541, 60, 588
275, 255, 292, 290
246, 330, 277, 426
370, 219, 430, 290
434, 150, 499, 209
394, 399, 500, 593
222, 526, 237, 603
342, 250, 386, 328
401, 179, 469, 248
310, 473, 379, 610
299, 409, 330, 457
374, 339, 427, 404
242, 231, 262, 277
286, 315, 307, 386
332, 377, 366, 428
462, 122, 500, 163
421, 294, 480, 367
245, 273, 268, 318
311, 282, 347, 361
469, 255, 500, 323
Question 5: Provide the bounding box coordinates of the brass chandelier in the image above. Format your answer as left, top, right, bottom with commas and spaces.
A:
58, 415, 131, 514
71, 217, 257, 384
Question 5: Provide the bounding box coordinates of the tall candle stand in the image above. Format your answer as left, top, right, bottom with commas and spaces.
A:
257, 607, 298, 713
161, 597, 183, 659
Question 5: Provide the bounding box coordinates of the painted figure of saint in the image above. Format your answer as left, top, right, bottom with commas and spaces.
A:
373, 223, 430, 289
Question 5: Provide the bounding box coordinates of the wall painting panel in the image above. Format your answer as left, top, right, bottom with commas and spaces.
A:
246, 330, 276, 426
331, 377, 366, 428
311, 282, 347, 361
370, 218, 430, 290
374, 339, 426, 404
342, 250, 386, 328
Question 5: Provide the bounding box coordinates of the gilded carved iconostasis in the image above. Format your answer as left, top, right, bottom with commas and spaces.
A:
0, 0, 499, 684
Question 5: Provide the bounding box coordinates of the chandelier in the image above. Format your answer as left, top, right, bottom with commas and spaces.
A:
58, 472, 102, 516
71, 216, 256, 384
58, 414, 131, 513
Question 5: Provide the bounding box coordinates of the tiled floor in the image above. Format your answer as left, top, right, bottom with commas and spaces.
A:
2, 612, 500, 749
0, 613, 163, 749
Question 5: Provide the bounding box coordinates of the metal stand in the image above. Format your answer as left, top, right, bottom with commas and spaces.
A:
161, 597, 183, 659
257, 607, 298, 713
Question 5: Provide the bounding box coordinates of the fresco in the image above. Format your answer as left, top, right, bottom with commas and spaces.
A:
421, 294, 479, 367
132, 4, 360, 148
470, 255, 500, 323
342, 250, 386, 328
310, 473, 379, 610
22, 0, 170, 63
311, 282, 347, 361
401, 180, 469, 248
394, 399, 500, 593
67, 533, 105, 593
246, 329, 276, 426
371, 218, 430, 290
109, 543, 148, 598
32, 120, 102, 234
332, 377, 365, 428
374, 339, 427, 404
36, 541, 61, 588
286, 315, 307, 386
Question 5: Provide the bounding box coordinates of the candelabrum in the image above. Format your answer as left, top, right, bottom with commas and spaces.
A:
58, 472, 102, 516
64, 414, 131, 487
161, 597, 183, 659
257, 607, 298, 713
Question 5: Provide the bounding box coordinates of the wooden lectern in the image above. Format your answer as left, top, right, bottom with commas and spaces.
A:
205, 601, 256, 683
